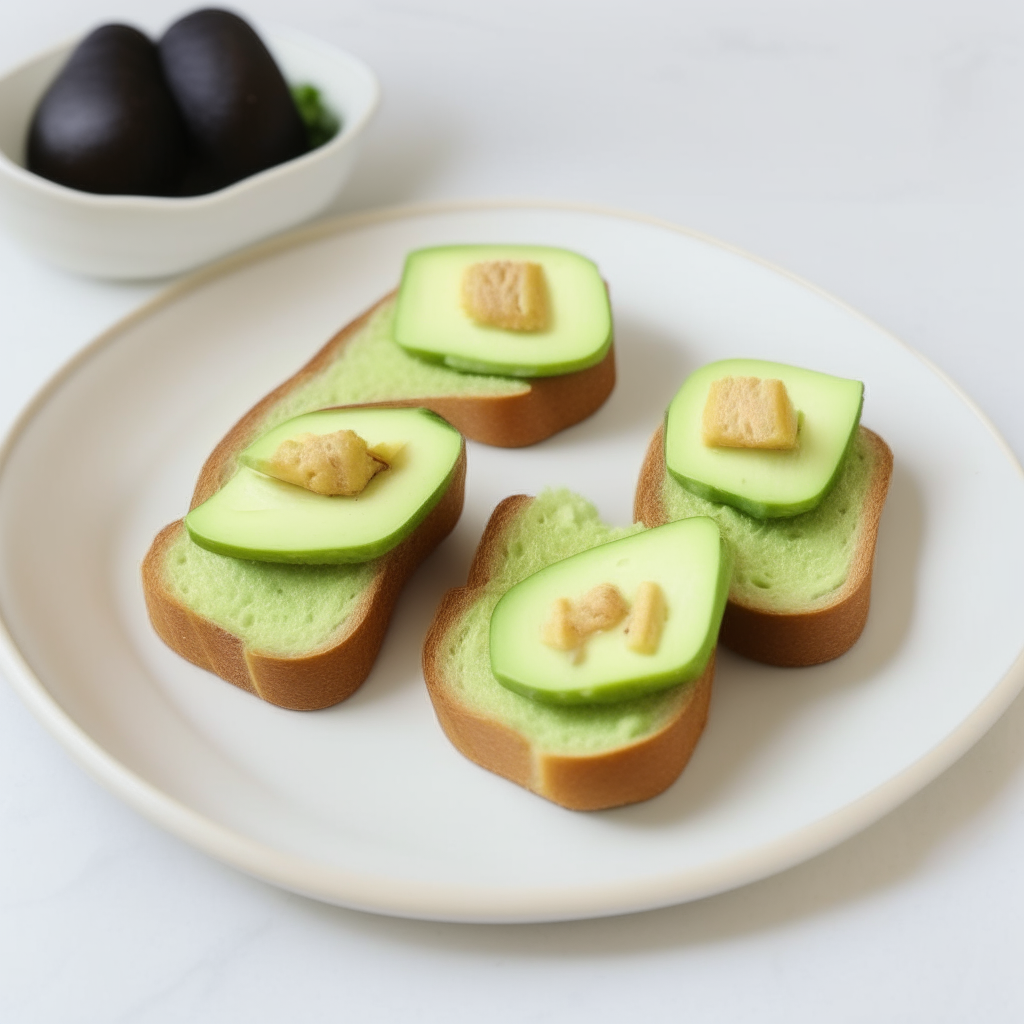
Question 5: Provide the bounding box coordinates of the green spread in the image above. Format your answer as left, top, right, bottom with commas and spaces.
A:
264, 300, 526, 435
162, 529, 376, 656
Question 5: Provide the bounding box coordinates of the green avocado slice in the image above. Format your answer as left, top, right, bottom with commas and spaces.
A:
185, 407, 462, 564
489, 517, 731, 705
665, 359, 863, 519
392, 244, 612, 378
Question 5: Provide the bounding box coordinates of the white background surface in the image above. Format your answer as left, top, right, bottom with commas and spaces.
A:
1, 1, 1022, 1021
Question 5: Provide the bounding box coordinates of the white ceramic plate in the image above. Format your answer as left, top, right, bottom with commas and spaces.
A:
2, 202, 1023, 923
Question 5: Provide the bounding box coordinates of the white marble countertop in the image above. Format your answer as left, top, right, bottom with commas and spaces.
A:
2, 1, 1023, 1020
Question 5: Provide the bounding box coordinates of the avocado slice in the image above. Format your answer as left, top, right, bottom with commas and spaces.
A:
665, 359, 863, 519
392, 244, 612, 377
489, 517, 731, 705
185, 407, 462, 564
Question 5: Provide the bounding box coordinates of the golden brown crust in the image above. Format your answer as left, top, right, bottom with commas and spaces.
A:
422, 495, 717, 811
192, 291, 615, 503
633, 424, 894, 667
396, 347, 615, 449
143, 447, 466, 711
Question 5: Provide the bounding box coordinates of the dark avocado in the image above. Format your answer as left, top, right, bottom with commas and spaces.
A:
159, 9, 308, 192
27, 25, 188, 196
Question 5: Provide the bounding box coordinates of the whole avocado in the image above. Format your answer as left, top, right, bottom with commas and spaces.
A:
27, 25, 188, 196
159, 9, 308, 192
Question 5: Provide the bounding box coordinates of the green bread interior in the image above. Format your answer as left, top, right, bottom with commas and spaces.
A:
265, 299, 526, 435
659, 429, 876, 613
436, 490, 700, 756
162, 528, 377, 656
164, 298, 520, 655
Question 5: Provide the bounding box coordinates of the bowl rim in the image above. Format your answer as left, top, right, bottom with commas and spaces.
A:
0, 23, 381, 208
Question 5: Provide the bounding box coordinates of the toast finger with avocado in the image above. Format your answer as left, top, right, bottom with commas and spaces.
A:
634, 359, 893, 666
224, 244, 616, 453
423, 490, 731, 810
144, 406, 466, 710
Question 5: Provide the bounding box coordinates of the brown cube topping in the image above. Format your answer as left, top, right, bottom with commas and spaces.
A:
540, 597, 584, 652
701, 376, 798, 450
624, 581, 668, 655
572, 583, 629, 635
540, 583, 629, 656
461, 260, 548, 331
264, 430, 388, 496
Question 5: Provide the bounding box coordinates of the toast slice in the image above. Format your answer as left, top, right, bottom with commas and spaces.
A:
423, 491, 716, 811
634, 424, 893, 666
143, 444, 464, 710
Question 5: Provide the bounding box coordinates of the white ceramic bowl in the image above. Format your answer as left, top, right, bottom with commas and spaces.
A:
0, 26, 380, 279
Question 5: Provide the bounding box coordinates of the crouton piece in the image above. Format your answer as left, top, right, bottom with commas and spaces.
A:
540, 583, 629, 657
461, 260, 548, 331
701, 376, 798, 450
541, 597, 583, 651
264, 430, 386, 496
573, 583, 629, 635
625, 581, 668, 655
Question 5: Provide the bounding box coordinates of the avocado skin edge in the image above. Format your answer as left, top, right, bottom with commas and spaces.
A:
183, 454, 463, 565
393, 245, 614, 379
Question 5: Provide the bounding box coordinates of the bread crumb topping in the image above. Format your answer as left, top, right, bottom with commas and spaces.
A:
541, 582, 667, 659
461, 260, 548, 331
572, 582, 629, 635
263, 429, 393, 496
701, 376, 798, 450
624, 581, 667, 655
540, 596, 583, 651
541, 583, 628, 654
367, 439, 406, 465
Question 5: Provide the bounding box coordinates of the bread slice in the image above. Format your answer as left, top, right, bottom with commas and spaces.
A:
143, 446, 464, 711
423, 491, 716, 811
634, 424, 893, 667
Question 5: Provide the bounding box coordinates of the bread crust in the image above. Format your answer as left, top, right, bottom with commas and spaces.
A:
194, 291, 615, 502
634, 424, 893, 667
143, 446, 466, 710
422, 495, 717, 811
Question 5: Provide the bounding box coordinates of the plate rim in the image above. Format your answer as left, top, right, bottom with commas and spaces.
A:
2, 197, 1023, 923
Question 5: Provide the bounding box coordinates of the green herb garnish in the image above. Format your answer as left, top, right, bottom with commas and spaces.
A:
291, 84, 341, 149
